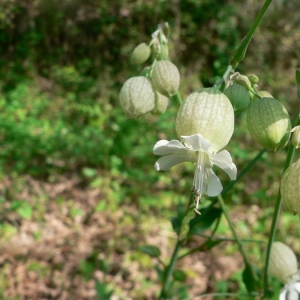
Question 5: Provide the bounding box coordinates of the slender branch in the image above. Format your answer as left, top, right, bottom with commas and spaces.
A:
217, 194, 257, 280
159, 193, 193, 299
178, 235, 265, 260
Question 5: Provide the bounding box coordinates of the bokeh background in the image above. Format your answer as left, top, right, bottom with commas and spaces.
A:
0, 0, 300, 299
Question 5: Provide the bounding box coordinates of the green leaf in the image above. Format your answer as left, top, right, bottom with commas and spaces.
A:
170, 202, 187, 235
17, 203, 32, 220
95, 279, 113, 300
173, 269, 187, 282
189, 205, 222, 235
139, 245, 161, 258
242, 262, 261, 293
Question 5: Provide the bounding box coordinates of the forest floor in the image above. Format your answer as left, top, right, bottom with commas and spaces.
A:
0, 174, 266, 300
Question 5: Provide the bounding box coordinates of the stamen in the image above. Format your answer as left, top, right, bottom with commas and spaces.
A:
194, 208, 201, 215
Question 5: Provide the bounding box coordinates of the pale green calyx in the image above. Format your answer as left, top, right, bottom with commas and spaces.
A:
224, 83, 250, 113
119, 76, 155, 119
175, 88, 234, 153
281, 158, 300, 216
151, 60, 180, 97
269, 242, 298, 284
247, 97, 291, 150
291, 126, 300, 149
130, 43, 151, 65
152, 91, 169, 115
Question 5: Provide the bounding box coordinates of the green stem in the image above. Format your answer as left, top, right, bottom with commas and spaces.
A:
229, 0, 274, 68
172, 91, 183, 106
194, 292, 260, 299
178, 235, 265, 260
159, 239, 184, 299
217, 194, 256, 279
263, 139, 297, 296
214, 65, 233, 90
159, 193, 193, 299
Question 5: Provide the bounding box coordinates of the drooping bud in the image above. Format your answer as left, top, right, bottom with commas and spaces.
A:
151, 60, 180, 97
235, 74, 252, 91
281, 158, 300, 215
269, 241, 298, 284
291, 126, 300, 149
152, 91, 169, 115
176, 87, 234, 152
224, 83, 250, 113
248, 74, 259, 85
130, 43, 151, 65
247, 97, 291, 150
119, 76, 155, 119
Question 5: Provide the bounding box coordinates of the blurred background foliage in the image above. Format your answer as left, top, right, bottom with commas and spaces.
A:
0, 0, 300, 298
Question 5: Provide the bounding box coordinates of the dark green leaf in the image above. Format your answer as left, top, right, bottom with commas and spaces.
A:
95, 279, 113, 300
189, 206, 222, 235
139, 245, 161, 258
173, 269, 187, 282
242, 262, 261, 293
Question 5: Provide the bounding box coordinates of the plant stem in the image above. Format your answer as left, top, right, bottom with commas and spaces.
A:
229, 0, 274, 68
263, 140, 297, 296
159, 193, 193, 299
217, 194, 257, 279
159, 239, 184, 299
173, 91, 183, 106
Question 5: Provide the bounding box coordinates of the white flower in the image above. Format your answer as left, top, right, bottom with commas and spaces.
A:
153, 134, 237, 211
279, 277, 300, 300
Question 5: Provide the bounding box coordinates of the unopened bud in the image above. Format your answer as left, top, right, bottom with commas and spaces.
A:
235, 74, 252, 91
119, 76, 155, 119
130, 43, 151, 65
152, 91, 169, 115
224, 83, 250, 113
247, 97, 291, 150
152, 60, 180, 97
269, 241, 298, 284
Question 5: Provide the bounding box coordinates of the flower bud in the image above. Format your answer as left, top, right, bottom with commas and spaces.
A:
130, 43, 151, 65
224, 83, 250, 113
281, 158, 300, 215
269, 241, 298, 284
248, 74, 259, 85
247, 97, 291, 150
152, 60, 180, 97
176, 87, 234, 152
235, 74, 252, 91
152, 91, 169, 115
119, 76, 155, 118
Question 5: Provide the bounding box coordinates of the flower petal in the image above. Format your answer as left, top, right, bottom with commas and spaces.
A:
153, 139, 188, 155
154, 155, 192, 171
292, 282, 300, 293
279, 288, 287, 300
206, 169, 223, 196
210, 150, 237, 180
181, 134, 212, 152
